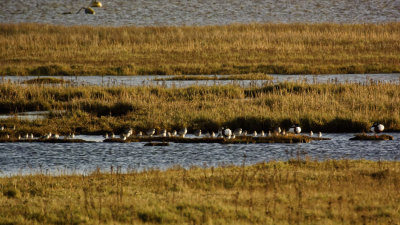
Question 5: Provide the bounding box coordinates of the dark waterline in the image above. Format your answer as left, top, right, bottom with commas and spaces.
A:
1, 133, 399, 176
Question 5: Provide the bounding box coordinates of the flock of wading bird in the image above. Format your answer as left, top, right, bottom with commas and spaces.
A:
0, 122, 385, 141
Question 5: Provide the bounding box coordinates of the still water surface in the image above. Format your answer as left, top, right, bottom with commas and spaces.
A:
0, 133, 399, 176
2, 74, 400, 87
0, 0, 399, 26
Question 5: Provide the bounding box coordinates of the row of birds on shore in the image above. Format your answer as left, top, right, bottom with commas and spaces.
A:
104, 125, 322, 140
0, 122, 385, 140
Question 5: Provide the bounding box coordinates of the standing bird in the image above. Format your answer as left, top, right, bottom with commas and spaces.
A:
0, 126, 4, 131
242, 130, 248, 136
233, 128, 242, 137
211, 132, 216, 138
146, 128, 155, 137
194, 129, 202, 137
310, 131, 313, 136
260, 130, 265, 137
371, 122, 384, 134
137, 131, 143, 137
224, 128, 232, 139
274, 127, 281, 135
268, 131, 272, 137
318, 132, 322, 138
160, 129, 167, 137
172, 130, 177, 137
103, 133, 109, 139
179, 127, 187, 137
252, 131, 257, 137
288, 124, 301, 134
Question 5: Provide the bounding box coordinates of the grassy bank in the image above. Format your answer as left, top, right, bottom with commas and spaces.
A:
0, 81, 399, 135
0, 160, 399, 224
0, 23, 400, 75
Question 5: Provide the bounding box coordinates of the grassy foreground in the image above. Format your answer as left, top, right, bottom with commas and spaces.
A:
0, 81, 400, 135
1, 160, 399, 224
0, 23, 400, 75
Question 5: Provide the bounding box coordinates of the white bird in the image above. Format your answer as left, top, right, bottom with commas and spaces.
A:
121, 135, 127, 141
242, 130, 248, 136
172, 130, 177, 136
12, 125, 16, 130
370, 122, 384, 133
111, 133, 115, 138
167, 132, 172, 137
137, 131, 143, 137
260, 130, 265, 137
179, 127, 187, 137
194, 129, 201, 137
268, 131, 272, 137
103, 133, 109, 139
252, 131, 257, 137
233, 128, 242, 136
288, 124, 301, 134
17, 135, 21, 140
52, 133, 59, 139
146, 128, 155, 137
310, 131, 313, 136
318, 132, 322, 138
0, 126, 4, 131
24, 133, 29, 139
6, 134, 9, 139
282, 130, 286, 136
160, 129, 167, 137
224, 128, 232, 138
42, 132, 52, 139
71, 133, 75, 138
231, 134, 236, 139
29, 133, 34, 139
275, 127, 281, 134
211, 132, 216, 138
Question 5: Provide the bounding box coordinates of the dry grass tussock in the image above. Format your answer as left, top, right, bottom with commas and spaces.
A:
0, 23, 399, 75
0, 160, 399, 224
0, 81, 399, 135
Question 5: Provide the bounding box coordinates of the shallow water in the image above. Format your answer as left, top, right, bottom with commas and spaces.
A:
0, 0, 399, 26
0, 133, 399, 176
2, 74, 400, 87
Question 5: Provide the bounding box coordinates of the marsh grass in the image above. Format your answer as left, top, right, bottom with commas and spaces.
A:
0, 23, 399, 75
0, 160, 399, 224
21, 77, 70, 84
0, 81, 399, 135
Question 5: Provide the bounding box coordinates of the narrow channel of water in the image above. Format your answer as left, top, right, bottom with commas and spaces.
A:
2, 74, 400, 87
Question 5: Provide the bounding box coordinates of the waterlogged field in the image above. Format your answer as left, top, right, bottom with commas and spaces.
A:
0, 160, 399, 224
1, 23, 400, 76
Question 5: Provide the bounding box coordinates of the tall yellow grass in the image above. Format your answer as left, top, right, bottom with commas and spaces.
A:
0, 23, 399, 75
0, 81, 399, 135
0, 160, 399, 224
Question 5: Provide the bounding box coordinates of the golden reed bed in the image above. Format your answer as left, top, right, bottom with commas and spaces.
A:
0, 160, 399, 224
0, 23, 399, 75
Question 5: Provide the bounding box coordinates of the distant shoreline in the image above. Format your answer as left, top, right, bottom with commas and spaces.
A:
0, 23, 399, 76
